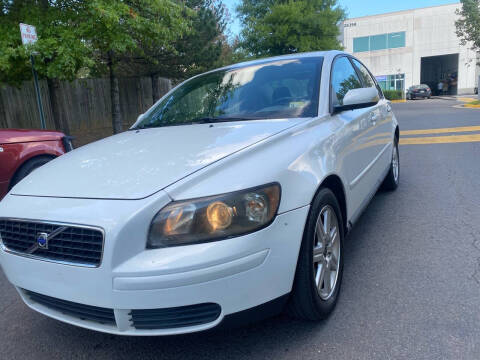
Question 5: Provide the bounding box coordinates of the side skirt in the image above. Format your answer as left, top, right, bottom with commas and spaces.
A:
347, 160, 391, 232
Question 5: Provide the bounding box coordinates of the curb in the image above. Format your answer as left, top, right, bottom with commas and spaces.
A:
390, 99, 406, 103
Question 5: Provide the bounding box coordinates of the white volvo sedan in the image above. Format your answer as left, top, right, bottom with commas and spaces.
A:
0, 51, 399, 336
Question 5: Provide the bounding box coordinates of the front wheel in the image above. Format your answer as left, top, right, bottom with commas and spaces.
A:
382, 139, 400, 191
287, 188, 344, 320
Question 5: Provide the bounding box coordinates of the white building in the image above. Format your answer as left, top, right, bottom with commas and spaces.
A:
341, 3, 480, 95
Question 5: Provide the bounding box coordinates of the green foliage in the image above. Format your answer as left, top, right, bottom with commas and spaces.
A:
84, 0, 190, 72
237, 0, 346, 58
0, 0, 93, 84
455, 0, 480, 55
124, 0, 229, 80
0, 0, 191, 85
383, 90, 403, 101
174, 0, 228, 77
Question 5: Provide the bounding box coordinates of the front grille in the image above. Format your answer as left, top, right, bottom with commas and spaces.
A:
130, 303, 221, 330
25, 290, 116, 325
0, 219, 103, 267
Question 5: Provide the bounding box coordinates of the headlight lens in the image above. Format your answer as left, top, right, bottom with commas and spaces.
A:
148, 183, 281, 248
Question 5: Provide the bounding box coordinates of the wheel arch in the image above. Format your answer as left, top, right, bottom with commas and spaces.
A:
8, 154, 57, 191
312, 174, 348, 234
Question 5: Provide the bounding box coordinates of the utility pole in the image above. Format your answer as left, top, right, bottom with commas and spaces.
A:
20, 23, 46, 129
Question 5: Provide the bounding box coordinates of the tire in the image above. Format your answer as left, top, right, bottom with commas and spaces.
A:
287, 188, 344, 320
381, 138, 400, 191
9, 156, 54, 190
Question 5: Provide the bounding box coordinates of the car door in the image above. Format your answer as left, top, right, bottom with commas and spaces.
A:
350, 58, 393, 184
329, 56, 380, 216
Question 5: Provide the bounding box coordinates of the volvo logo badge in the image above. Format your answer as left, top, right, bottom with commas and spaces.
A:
37, 232, 49, 249
25, 226, 68, 254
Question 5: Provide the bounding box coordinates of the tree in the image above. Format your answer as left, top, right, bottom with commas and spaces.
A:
0, 0, 190, 134
455, 0, 480, 57
78, 0, 190, 133
237, 0, 346, 58
0, 0, 94, 133
119, 0, 229, 102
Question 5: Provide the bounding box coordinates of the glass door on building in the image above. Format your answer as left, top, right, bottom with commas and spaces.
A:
375, 74, 405, 92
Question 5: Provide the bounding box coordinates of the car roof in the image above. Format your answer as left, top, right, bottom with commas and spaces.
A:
213, 50, 346, 72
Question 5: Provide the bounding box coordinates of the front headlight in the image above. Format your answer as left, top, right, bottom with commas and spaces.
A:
148, 183, 281, 248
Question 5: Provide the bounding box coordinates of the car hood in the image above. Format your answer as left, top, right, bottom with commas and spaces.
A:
11, 119, 301, 200
0, 129, 64, 144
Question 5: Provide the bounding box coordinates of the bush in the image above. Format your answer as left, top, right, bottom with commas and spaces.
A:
383, 90, 404, 100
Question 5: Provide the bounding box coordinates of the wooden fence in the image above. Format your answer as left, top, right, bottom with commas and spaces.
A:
0, 76, 171, 146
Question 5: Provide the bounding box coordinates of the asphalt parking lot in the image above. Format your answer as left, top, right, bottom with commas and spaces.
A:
1, 97, 479, 360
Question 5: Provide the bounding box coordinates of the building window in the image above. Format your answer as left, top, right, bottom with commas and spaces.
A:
375, 74, 405, 91
388, 32, 406, 49
370, 34, 387, 51
353, 31, 406, 52
353, 36, 369, 53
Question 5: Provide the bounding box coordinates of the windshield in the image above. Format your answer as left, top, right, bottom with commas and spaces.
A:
133, 57, 323, 129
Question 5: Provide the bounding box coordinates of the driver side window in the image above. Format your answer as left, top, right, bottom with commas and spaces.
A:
331, 57, 362, 107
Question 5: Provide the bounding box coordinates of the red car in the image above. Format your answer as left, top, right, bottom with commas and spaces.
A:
0, 129, 73, 199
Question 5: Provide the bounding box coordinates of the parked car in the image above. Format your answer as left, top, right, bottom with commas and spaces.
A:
0, 129, 73, 200
406, 84, 431, 100
0, 51, 399, 336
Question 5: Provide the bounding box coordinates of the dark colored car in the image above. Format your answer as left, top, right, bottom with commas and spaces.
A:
406, 84, 432, 100
0, 129, 73, 199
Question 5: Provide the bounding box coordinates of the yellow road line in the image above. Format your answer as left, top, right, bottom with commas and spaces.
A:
400, 133, 480, 145
401, 126, 480, 136
458, 97, 477, 103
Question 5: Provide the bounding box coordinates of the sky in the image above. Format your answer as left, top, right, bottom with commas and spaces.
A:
222, 0, 459, 37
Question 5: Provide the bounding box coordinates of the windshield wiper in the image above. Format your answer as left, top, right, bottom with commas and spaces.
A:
191, 116, 260, 124
130, 123, 156, 131
131, 116, 259, 130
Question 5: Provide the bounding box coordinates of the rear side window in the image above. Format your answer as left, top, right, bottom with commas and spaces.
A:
330, 57, 362, 107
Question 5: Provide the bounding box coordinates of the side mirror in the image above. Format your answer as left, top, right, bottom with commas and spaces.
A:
334, 87, 379, 113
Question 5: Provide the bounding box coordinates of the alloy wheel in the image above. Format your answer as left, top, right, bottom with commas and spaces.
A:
313, 205, 341, 300
392, 145, 399, 183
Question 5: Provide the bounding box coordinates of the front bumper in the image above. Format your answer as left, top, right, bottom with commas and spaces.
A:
0, 194, 308, 336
